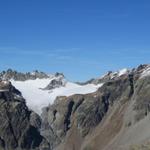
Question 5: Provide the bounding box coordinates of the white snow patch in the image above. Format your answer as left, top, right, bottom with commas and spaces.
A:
109, 68, 128, 79
140, 66, 150, 78
11, 79, 103, 114
118, 68, 128, 76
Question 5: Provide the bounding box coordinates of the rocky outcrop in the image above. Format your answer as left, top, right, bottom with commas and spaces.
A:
78, 68, 129, 85
43, 74, 66, 90
0, 81, 50, 150
0, 69, 49, 81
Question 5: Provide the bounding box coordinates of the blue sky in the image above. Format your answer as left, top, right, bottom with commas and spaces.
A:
0, 0, 150, 81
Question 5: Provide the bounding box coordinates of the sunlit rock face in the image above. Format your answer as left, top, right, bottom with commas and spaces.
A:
41, 64, 150, 150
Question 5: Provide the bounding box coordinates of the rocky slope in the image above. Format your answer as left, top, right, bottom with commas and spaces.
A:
41, 64, 150, 150
0, 80, 50, 150
1, 64, 150, 150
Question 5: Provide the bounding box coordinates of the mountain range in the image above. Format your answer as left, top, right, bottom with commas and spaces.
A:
0, 64, 150, 150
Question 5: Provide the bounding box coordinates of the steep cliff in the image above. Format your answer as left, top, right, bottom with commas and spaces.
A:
0, 81, 50, 150
41, 64, 150, 150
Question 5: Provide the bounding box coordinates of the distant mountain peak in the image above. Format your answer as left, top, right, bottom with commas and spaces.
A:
54, 72, 65, 78
0, 69, 52, 81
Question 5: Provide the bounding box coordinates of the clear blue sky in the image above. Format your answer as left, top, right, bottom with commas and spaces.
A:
0, 0, 150, 81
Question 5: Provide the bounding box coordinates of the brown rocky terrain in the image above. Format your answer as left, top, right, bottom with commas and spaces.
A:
41, 64, 150, 150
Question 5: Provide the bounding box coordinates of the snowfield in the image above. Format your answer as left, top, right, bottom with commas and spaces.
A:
118, 68, 128, 76
11, 79, 103, 114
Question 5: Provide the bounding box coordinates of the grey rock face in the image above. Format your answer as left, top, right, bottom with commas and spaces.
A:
0, 69, 49, 81
0, 81, 50, 150
41, 96, 69, 148
44, 79, 66, 90
45, 75, 132, 138
43, 74, 66, 90
132, 75, 150, 121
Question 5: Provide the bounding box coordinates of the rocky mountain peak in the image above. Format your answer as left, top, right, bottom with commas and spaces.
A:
55, 72, 65, 78
0, 69, 50, 81
43, 73, 66, 90
79, 65, 150, 86
0, 69, 66, 83
79, 68, 129, 85
135, 64, 150, 78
